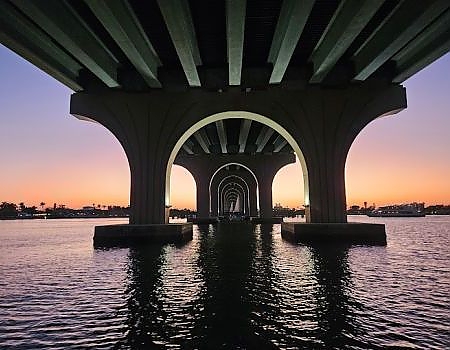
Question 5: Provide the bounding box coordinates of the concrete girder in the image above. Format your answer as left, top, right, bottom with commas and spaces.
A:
11, 0, 120, 88
193, 129, 211, 154
273, 135, 288, 153
0, 1, 82, 91
157, 0, 202, 87
238, 119, 252, 153
255, 126, 275, 153
393, 10, 450, 83
215, 120, 228, 154
268, 0, 315, 84
226, 0, 246, 85
182, 139, 194, 155
85, 0, 161, 88
352, 0, 449, 81
309, 0, 384, 83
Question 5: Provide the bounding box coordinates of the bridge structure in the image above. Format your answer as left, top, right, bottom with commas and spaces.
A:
1, 0, 449, 244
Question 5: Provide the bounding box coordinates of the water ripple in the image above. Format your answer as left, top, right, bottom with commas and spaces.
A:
0, 217, 449, 348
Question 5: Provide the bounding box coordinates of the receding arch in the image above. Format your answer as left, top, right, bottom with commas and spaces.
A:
166, 111, 309, 213
218, 178, 249, 216
209, 162, 259, 215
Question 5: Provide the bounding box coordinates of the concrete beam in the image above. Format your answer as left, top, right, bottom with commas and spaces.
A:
157, 0, 202, 87
393, 10, 450, 82
273, 135, 288, 153
182, 139, 194, 155
0, 1, 82, 91
11, 0, 120, 88
309, 0, 383, 83
238, 119, 252, 153
215, 120, 228, 154
226, 0, 246, 85
268, 0, 315, 84
86, 0, 162, 88
193, 129, 211, 154
353, 1, 449, 81
255, 126, 275, 153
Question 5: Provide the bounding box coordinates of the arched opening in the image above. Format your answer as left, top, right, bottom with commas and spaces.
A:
220, 183, 245, 216
272, 159, 305, 215
208, 163, 259, 218
166, 112, 309, 218
218, 176, 249, 216
169, 165, 196, 218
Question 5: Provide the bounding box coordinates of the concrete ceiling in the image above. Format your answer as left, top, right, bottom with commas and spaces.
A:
1, 0, 449, 92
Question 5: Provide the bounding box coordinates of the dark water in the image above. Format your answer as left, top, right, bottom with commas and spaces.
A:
0, 217, 449, 349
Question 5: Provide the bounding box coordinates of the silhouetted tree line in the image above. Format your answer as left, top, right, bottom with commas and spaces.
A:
2, 201, 449, 219
424, 205, 450, 215
0, 202, 18, 219
347, 203, 450, 215
169, 208, 196, 218
0, 201, 131, 219
273, 205, 305, 217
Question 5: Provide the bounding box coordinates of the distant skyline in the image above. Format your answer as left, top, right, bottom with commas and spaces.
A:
1, 45, 449, 209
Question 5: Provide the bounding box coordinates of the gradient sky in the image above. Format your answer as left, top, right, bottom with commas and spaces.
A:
1, 44, 449, 209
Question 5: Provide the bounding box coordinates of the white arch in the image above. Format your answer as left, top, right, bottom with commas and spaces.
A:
218, 175, 250, 216
209, 162, 260, 213
166, 111, 309, 211
219, 180, 248, 216
217, 174, 251, 211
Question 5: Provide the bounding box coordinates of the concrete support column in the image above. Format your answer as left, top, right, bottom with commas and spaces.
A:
294, 84, 407, 223
70, 92, 171, 225
129, 157, 167, 224
257, 175, 273, 219
194, 175, 211, 218
249, 190, 258, 217
305, 151, 347, 223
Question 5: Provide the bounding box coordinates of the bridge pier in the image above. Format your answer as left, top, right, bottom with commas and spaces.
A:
71, 83, 406, 245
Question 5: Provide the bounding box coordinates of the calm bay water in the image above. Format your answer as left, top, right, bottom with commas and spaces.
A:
0, 216, 449, 349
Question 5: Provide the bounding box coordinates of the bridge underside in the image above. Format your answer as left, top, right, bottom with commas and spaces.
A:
2, 0, 448, 245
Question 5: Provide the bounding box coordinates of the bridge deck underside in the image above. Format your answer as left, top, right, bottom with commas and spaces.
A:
1, 0, 448, 92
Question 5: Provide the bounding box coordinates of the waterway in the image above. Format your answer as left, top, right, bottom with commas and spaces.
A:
0, 216, 448, 349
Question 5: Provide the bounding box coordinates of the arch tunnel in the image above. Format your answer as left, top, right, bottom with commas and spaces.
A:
173, 117, 297, 222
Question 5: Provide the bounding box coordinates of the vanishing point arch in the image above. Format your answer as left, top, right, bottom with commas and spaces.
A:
167, 110, 309, 215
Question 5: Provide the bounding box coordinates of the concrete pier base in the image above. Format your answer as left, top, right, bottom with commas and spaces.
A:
93, 224, 193, 246
251, 217, 283, 224
281, 223, 386, 245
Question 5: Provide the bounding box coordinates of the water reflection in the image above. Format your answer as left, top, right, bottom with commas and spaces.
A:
120, 225, 365, 348
1, 218, 448, 348
194, 223, 277, 348
309, 246, 363, 348
120, 245, 167, 348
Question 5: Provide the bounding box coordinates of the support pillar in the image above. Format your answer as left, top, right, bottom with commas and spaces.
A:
70, 84, 406, 245
295, 84, 407, 224
70, 92, 173, 225
194, 175, 210, 218
258, 175, 273, 219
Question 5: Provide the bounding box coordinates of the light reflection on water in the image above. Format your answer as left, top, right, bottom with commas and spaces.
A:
0, 217, 449, 348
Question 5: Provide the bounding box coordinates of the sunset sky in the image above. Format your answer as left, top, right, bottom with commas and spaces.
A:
1, 44, 449, 210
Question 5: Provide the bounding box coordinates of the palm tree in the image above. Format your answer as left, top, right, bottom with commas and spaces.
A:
40, 202, 45, 211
